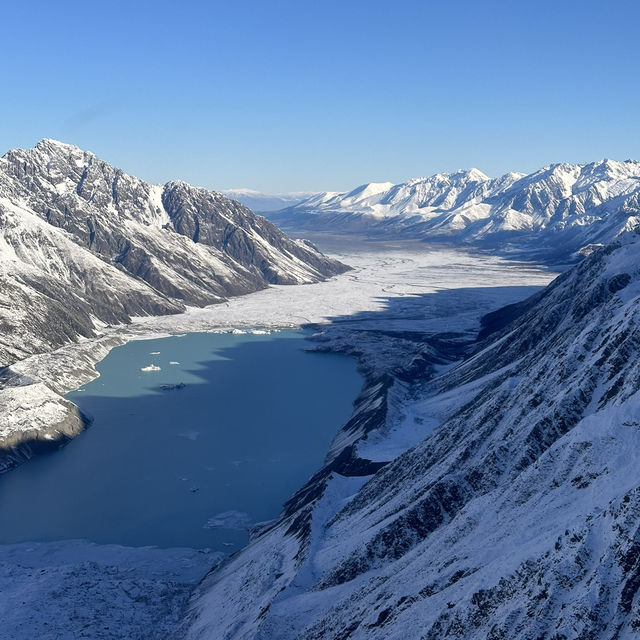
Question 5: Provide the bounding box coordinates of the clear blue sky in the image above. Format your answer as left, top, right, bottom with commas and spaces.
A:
2, 0, 639, 192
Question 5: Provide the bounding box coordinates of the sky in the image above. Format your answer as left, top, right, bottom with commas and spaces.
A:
2, 0, 639, 192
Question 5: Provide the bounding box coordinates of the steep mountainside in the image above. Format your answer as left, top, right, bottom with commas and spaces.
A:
268, 160, 640, 260
0, 139, 346, 366
178, 233, 640, 639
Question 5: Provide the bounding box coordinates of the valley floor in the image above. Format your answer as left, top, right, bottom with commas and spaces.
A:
9, 238, 555, 392
0, 239, 556, 639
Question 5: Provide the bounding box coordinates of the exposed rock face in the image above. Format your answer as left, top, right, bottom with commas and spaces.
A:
0, 139, 347, 367
0, 368, 89, 473
178, 233, 640, 639
268, 160, 640, 261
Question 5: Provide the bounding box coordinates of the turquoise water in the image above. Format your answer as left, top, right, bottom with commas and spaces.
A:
0, 330, 361, 550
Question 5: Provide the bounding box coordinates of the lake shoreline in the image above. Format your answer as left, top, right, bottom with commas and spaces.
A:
0, 327, 299, 475
0, 330, 363, 550
0, 244, 554, 472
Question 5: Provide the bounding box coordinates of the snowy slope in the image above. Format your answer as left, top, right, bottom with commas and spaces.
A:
0, 540, 222, 640
267, 160, 640, 259
0, 139, 346, 367
179, 233, 640, 639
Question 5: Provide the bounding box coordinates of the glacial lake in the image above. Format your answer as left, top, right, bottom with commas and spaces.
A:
0, 330, 361, 550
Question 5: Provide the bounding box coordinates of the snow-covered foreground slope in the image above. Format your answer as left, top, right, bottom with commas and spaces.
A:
268, 160, 640, 260
0, 139, 345, 367
0, 540, 222, 640
178, 234, 640, 639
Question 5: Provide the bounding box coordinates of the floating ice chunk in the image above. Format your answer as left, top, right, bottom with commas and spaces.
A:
140, 364, 161, 372
203, 511, 252, 530
178, 431, 200, 441
169, 361, 180, 365
150, 351, 161, 355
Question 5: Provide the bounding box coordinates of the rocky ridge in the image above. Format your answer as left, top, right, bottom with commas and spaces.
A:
0, 139, 347, 367
0, 138, 347, 466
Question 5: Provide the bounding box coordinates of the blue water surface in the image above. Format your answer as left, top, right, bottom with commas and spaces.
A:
0, 330, 361, 550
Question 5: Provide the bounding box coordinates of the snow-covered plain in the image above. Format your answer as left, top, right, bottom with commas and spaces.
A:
131, 242, 554, 336
0, 240, 557, 640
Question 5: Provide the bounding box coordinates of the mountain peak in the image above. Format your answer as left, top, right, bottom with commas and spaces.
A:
582, 158, 640, 178
463, 167, 490, 181
0, 140, 348, 368
36, 138, 77, 149
406, 168, 490, 186
34, 138, 87, 155
343, 181, 394, 200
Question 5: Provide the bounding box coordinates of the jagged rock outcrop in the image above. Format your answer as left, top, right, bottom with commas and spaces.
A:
0, 139, 347, 367
178, 233, 640, 639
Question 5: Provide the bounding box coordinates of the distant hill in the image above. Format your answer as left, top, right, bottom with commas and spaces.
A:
266, 160, 640, 260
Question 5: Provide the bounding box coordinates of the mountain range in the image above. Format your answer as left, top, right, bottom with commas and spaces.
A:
0, 139, 346, 367
3, 142, 640, 638
177, 231, 640, 639
266, 160, 640, 260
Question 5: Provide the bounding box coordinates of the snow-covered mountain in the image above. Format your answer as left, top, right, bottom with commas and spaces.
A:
177, 232, 640, 639
221, 188, 319, 212
0, 139, 346, 366
267, 160, 640, 259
